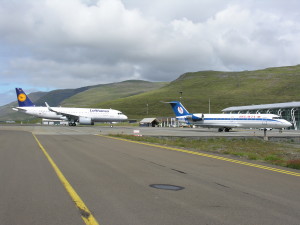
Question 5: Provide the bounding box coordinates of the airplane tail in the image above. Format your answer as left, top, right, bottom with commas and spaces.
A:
166, 101, 190, 116
15, 88, 34, 107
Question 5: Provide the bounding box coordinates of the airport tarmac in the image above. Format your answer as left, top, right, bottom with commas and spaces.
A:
1, 124, 300, 137
1, 125, 300, 225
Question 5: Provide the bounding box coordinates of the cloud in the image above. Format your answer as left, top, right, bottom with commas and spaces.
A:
1, 0, 300, 105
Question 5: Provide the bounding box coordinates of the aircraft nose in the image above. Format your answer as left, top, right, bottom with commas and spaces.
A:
283, 121, 293, 128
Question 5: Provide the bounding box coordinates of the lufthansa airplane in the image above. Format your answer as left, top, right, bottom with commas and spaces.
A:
166, 101, 292, 132
13, 88, 128, 126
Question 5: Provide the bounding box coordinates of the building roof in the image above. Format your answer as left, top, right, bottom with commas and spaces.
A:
140, 118, 160, 123
222, 101, 300, 112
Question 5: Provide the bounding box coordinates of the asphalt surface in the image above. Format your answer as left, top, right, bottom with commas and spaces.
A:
2, 124, 300, 137
1, 125, 300, 225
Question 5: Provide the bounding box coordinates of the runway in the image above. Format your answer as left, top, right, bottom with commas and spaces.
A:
1, 125, 300, 225
2, 124, 300, 137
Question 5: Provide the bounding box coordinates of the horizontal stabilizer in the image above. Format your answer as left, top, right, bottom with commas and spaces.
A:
12, 107, 27, 112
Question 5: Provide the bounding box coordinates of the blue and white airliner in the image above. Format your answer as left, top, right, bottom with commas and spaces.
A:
166, 101, 292, 132
13, 88, 128, 126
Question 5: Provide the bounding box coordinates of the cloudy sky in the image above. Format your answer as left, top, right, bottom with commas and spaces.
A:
1, 0, 300, 106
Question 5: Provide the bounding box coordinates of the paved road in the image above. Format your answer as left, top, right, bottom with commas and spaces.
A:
1, 126, 300, 225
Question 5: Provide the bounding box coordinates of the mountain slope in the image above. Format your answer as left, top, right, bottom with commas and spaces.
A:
34, 87, 90, 106
92, 65, 300, 119
61, 80, 167, 107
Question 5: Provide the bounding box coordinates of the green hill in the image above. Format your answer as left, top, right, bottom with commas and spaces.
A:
91, 65, 300, 119
34, 87, 89, 106
61, 80, 167, 107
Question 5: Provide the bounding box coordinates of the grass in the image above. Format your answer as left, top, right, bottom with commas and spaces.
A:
109, 134, 300, 169
286, 159, 300, 169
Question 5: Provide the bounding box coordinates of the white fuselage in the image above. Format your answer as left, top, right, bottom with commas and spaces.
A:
15, 106, 128, 122
177, 113, 292, 129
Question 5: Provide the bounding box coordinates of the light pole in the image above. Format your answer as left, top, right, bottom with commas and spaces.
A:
146, 103, 149, 115
179, 91, 183, 101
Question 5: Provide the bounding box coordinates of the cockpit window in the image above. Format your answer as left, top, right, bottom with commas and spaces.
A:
272, 116, 280, 119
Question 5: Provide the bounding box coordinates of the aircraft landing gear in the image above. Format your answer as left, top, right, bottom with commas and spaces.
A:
218, 128, 231, 132
263, 128, 268, 141
68, 122, 76, 126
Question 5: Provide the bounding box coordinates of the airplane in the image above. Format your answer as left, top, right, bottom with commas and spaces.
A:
13, 88, 128, 126
165, 101, 292, 132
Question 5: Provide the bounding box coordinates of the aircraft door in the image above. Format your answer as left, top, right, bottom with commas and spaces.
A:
262, 117, 267, 125
230, 116, 235, 124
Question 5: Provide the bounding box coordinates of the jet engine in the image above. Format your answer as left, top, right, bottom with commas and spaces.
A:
79, 117, 94, 125
186, 114, 204, 122
192, 114, 204, 121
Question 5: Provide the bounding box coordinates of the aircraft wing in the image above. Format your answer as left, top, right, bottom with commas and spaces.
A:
45, 102, 80, 121
12, 107, 27, 112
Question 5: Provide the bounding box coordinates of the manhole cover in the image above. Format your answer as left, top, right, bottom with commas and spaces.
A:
149, 184, 184, 191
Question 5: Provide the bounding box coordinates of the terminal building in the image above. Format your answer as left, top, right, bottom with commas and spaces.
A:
222, 102, 300, 130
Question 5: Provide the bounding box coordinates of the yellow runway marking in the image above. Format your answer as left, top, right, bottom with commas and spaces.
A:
33, 134, 100, 225
98, 135, 300, 177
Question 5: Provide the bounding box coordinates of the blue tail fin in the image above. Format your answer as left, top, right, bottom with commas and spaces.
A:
167, 101, 190, 116
15, 88, 34, 107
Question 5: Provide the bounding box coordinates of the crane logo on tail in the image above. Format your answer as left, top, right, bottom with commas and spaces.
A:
178, 106, 184, 114
18, 93, 26, 102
